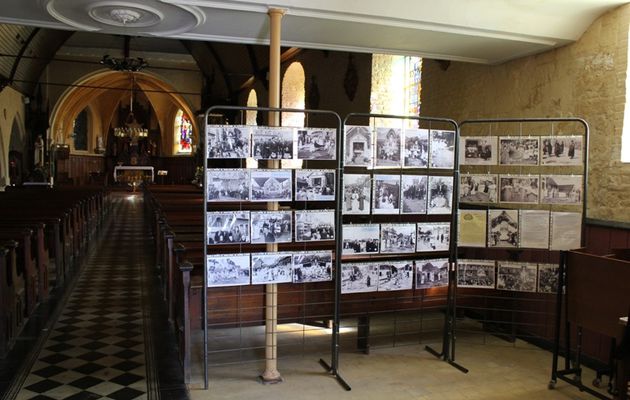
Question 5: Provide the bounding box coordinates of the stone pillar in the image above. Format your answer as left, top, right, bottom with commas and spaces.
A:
260, 7, 285, 384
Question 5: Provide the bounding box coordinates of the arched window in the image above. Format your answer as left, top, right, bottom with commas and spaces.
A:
174, 109, 193, 154
73, 108, 88, 151
281, 62, 305, 128
246, 89, 258, 125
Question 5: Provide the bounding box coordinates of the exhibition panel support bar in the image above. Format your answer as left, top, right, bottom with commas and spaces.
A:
454, 118, 590, 393
202, 105, 349, 391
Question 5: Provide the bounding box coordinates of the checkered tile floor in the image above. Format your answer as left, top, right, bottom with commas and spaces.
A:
13, 196, 154, 400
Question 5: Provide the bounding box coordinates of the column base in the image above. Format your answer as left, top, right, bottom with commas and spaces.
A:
258, 371, 283, 385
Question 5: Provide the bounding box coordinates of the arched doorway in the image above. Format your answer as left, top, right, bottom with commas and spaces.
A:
8, 116, 24, 185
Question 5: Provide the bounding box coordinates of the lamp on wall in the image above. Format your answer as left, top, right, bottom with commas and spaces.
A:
114, 74, 148, 140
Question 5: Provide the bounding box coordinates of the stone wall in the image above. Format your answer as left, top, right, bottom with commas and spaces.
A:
421, 5, 630, 223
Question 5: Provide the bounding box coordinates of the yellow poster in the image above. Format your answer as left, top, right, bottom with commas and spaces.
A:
458, 210, 487, 247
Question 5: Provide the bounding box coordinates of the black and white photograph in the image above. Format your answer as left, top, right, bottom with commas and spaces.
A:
341, 263, 379, 294
250, 211, 292, 244
295, 169, 335, 201
403, 128, 429, 168
292, 251, 333, 283
499, 175, 540, 204
416, 222, 450, 252
496, 262, 537, 292
250, 169, 292, 202
207, 168, 250, 202
537, 263, 559, 294
541, 136, 583, 165
206, 125, 251, 159
207, 211, 250, 245
457, 260, 496, 289
459, 136, 497, 165
251, 127, 294, 159
206, 254, 251, 287
429, 130, 455, 169
380, 223, 416, 254
297, 128, 336, 159
488, 209, 519, 248
295, 210, 335, 242
416, 259, 449, 289
372, 174, 401, 214
540, 175, 583, 205
375, 127, 402, 167
342, 224, 380, 255
377, 261, 414, 291
401, 175, 428, 214
344, 125, 373, 167
251, 252, 293, 284
342, 174, 371, 214
459, 174, 498, 204
499, 137, 540, 165
427, 175, 453, 214
550, 212, 582, 251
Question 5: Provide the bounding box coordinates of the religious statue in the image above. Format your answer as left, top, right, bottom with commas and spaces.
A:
34, 134, 44, 166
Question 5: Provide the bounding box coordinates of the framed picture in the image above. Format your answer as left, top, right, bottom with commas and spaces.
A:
344, 125, 373, 167
540, 136, 583, 165
375, 127, 402, 167
401, 175, 428, 214
488, 209, 519, 248
457, 210, 487, 248
519, 210, 550, 249
403, 128, 429, 168
459, 174, 498, 204
207, 169, 250, 202
377, 261, 414, 291
295, 169, 335, 201
250, 211, 292, 244
342, 174, 371, 215
207, 253, 251, 287
372, 174, 401, 214
540, 175, 583, 205
294, 210, 335, 242
207, 211, 250, 245
429, 130, 455, 169
459, 136, 497, 165
206, 125, 251, 159
251, 127, 294, 159
457, 260, 496, 289
499, 137, 539, 165
342, 224, 380, 255
296, 128, 336, 160
427, 175, 453, 214
416, 222, 450, 252
496, 262, 537, 292
251, 252, 293, 284
292, 251, 333, 283
550, 212, 582, 250
416, 259, 449, 289
498, 175, 539, 204
250, 169, 292, 202
537, 263, 559, 294
380, 223, 416, 254
341, 263, 379, 294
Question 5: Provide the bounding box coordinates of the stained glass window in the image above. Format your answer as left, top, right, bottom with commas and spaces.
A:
175, 109, 193, 154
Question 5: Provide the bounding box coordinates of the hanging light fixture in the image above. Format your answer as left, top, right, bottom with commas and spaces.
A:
114, 74, 148, 139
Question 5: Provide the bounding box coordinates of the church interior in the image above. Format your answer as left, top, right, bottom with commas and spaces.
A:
0, 1, 630, 400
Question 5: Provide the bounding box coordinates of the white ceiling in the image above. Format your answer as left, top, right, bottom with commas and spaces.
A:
0, 0, 627, 64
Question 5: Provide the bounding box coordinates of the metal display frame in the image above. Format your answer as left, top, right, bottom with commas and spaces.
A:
340, 113, 461, 368
453, 118, 590, 385
202, 105, 349, 390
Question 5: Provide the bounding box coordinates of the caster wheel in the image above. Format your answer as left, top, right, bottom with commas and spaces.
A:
592, 378, 602, 388
548, 381, 556, 390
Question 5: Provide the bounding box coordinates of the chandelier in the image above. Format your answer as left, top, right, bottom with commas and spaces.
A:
114, 75, 148, 140
100, 55, 147, 72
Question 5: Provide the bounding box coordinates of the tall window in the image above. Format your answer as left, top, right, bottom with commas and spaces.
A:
73, 108, 88, 151
281, 62, 305, 169
370, 54, 422, 128
246, 89, 258, 125
281, 62, 305, 127
175, 109, 193, 154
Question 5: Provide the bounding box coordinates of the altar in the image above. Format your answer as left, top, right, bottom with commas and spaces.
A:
113, 166, 154, 186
